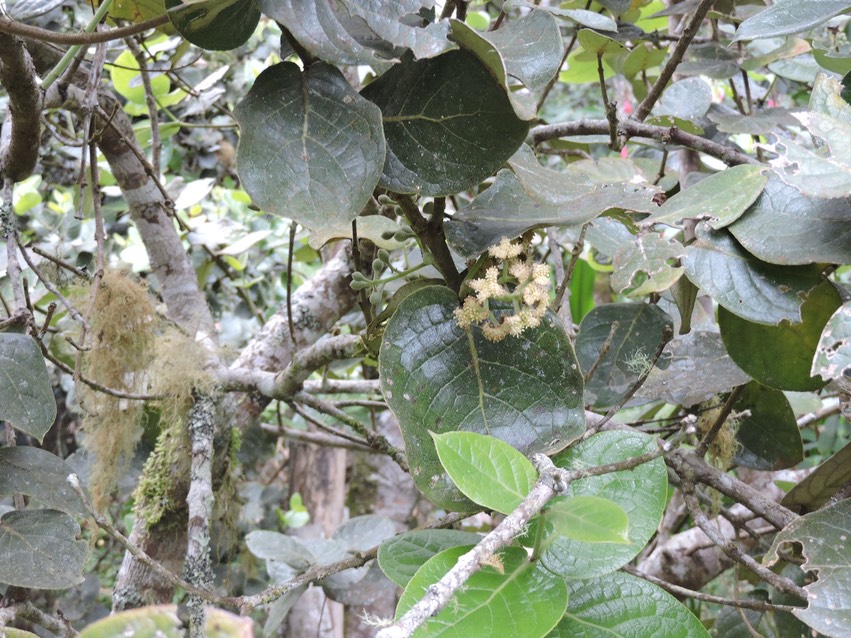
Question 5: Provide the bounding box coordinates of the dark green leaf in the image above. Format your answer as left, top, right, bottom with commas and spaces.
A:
712, 596, 767, 638
611, 233, 685, 296
378, 286, 585, 510
677, 42, 740, 79
0, 509, 86, 589
397, 545, 568, 637
433, 431, 536, 514
0, 333, 56, 441
548, 571, 711, 638
734, 1, 851, 42
781, 442, 851, 512
362, 50, 529, 196
646, 165, 768, 229
596, 0, 631, 15
764, 499, 851, 637
733, 382, 803, 470
719, 281, 842, 391
234, 62, 385, 232
729, 176, 851, 265
682, 227, 823, 325
258, 0, 451, 66
636, 331, 751, 407
548, 495, 631, 544
541, 431, 667, 578
812, 301, 851, 381
575, 303, 674, 409
508, 144, 660, 211
0, 447, 85, 517
166, 0, 259, 51
378, 529, 483, 588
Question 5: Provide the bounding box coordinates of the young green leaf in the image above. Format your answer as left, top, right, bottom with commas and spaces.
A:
547, 495, 631, 544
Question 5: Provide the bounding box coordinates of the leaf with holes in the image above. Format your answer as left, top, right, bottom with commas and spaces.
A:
611, 233, 685, 296
0, 333, 56, 441
362, 50, 529, 196
235, 62, 385, 232
575, 303, 673, 409
764, 499, 851, 637
397, 546, 568, 638
682, 226, 823, 325
379, 286, 584, 511
812, 301, 851, 381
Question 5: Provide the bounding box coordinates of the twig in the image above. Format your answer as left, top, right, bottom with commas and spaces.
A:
597, 53, 620, 151
302, 378, 382, 394
287, 402, 375, 450
0, 600, 77, 637
633, 0, 716, 122
681, 482, 807, 601
622, 565, 798, 613
0, 31, 41, 181
0, 14, 169, 46
2, 181, 26, 311
397, 195, 462, 293
552, 224, 587, 314
583, 321, 619, 385
531, 119, 758, 167
28, 244, 89, 279
125, 37, 161, 177
797, 398, 841, 428
287, 221, 298, 344
261, 422, 373, 452
695, 385, 746, 457
536, 31, 579, 113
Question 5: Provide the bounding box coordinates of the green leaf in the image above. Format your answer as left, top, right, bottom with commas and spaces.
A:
781, 442, 851, 512
645, 165, 768, 229
507, 144, 660, 211
812, 301, 851, 381
729, 176, 851, 266
445, 168, 654, 258
0, 447, 86, 517
245, 531, 314, 571
0, 509, 87, 589
78, 605, 253, 638
378, 286, 585, 511
548, 495, 631, 544
636, 331, 751, 407
333, 515, 397, 552
734, 0, 851, 42
621, 43, 668, 77
110, 50, 171, 105
0, 333, 56, 441
308, 216, 405, 251
682, 227, 823, 325
378, 529, 483, 587
397, 546, 568, 638
548, 571, 711, 638
611, 233, 684, 296
540, 431, 667, 578
362, 49, 529, 196
708, 108, 800, 135
433, 431, 536, 514
258, 0, 451, 66
577, 29, 627, 56
719, 280, 842, 391
677, 42, 740, 79
733, 382, 803, 471
234, 62, 385, 232
653, 77, 712, 121
764, 499, 851, 637
166, 0, 259, 50
570, 259, 596, 324
575, 303, 674, 409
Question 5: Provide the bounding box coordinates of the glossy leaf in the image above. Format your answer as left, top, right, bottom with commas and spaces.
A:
397, 545, 568, 638
0, 447, 85, 517
636, 331, 751, 407
781, 442, 851, 512
77, 605, 253, 638
682, 227, 823, 325
549, 571, 710, 638
165, 0, 259, 51
378, 529, 483, 587
734, 1, 851, 42
611, 233, 684, 296
719, 281, 842, 391
645, 165, 768, 229
433, 431, 536, 514
812, 301, 851, 381
575, 303, 674, 409
729, 176, 851, 265
362, 50, 529, 196
257, 0, 451, 66
732, 382, 803, 471
540, 431, 667, 578
0, 509, 87, 589
508, 144, 660, 211
548, 495, 631, 544
0, 332, 56, 441
378, 286, 585, 510
234, 62, 385, 232
764, 499, 851, 638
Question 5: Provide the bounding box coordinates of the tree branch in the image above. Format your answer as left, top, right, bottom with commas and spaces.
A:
0, 15, 169, 46
0, 32, 41, 182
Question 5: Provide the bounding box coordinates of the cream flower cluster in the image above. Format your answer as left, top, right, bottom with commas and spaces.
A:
454, 238, 551, 341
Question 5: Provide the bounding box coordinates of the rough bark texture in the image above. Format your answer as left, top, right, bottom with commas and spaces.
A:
0, 32, 41, 182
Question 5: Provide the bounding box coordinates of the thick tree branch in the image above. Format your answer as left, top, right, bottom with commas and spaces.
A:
531, 119, 758, 167
0, 15, 169, 46
0, 32, 41, 182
